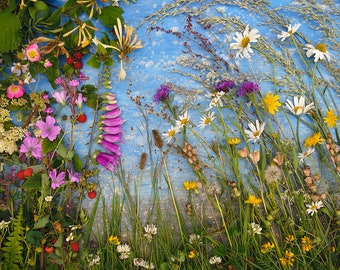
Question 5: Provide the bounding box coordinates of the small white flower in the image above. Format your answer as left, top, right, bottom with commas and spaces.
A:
198, 111, 216, 128
249, 222, 262, 235
66, 232, 74, 242
176, 111, 190, 128
44, 196, 53, 202
285, 96, 314, 115
230, 24, 261, 58
163, 126, 180, 143
277, 23, 301, 41
189, 233, 201, 244
306, 200, 324, 216
298, 148, 315, 163
11, 63, 28, 76
133, 258, 155, 269
206, 91, 225, 108
209, 255, 222, 265
304, 43, 331, 62
0, 220, 11, 230
244, 119, 266, 142
144, 224, 157, 235
117, 243, 131, 259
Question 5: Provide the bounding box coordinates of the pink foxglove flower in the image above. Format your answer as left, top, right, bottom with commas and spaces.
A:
95, 152, 120, 172
19, 135, 42, 159
49, 169, 66, 189
7, 83, 24, 99
100, 133, 123, 143
98, 139, 121, 155
101, 126, 123, 135
36, 116, 61, 141
26, 43, 40, 62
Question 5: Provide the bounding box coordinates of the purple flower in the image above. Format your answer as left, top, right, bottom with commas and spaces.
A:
98, 139, 121, 155
78, 72, 89, 81
36, 116, 61, 141
153, 84, 171, 103
237, 81, 259, 96
20, 135, 42, 159
100, 133, 123, 143
44, 107, 54, 114
53, 90, 68, 105
68, 79, 79, 87
100, 118, 124, 127
68, 169, 80, 183
215, 80, 234, 92
55, 77, 63, 85
75, 93, 86, 109
49, 169, 65, 189
95, 152, 120, 172
104, 108, 121, 119
101, 126, 123, 136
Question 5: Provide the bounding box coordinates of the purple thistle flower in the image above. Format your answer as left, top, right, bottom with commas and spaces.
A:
36, 116, 61, 141
49, 169, 66, 189
20, 135, 42, 159
95, 152, 120, 172
100, 118, 124, 127
237, 81, 259, 97
153, 84, 171, 103
215, 80, 234, 92
98, 139, 121, 155
68, 169, 80, 183
100, 133, 123, 143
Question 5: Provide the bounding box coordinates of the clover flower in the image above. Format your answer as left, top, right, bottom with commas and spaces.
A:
249, 222, 262, 234
144, 224, 157, 241
49, 169, 66, 189
237, 81, 259, 96
306, 200, 324, 216
230, 24, 260, 58
198, 111, 215, 128
285, 96, 314, 115
304, 43, 331, 62
209, 256, 222, 265
133, 258, 154, 269
19, 135, 42, 160
117, 244, 131, 260
244, 119, 266, 142
26, 43, 40, 62
277, 23, 301, 41
7, 83, 25, 99
36, 116, 61, 141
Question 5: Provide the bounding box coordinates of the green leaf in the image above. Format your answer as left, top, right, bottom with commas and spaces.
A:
43, 6, 62, 28
0, 8, 21, 53
98, 6, 124, 28
21, 173, 42, 190
28, 1, 50, 21
33, 215, 50, 229
26, 230, 42, 246
42, 138, 60, 154
54, 235, 63, 248
86, 55, 102, 69
56, 143, 74, 160
86, 94, 98, 110
62, 0, 82, 18
72, 154, 83, 172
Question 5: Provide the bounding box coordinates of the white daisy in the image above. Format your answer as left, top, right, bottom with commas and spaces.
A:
306, 200, 324, 216
198, 111, 216, 128
230, 24, 261, 58
244, 120, 266, 142
277, 23, 301, 41
304, 43, 331, 62
206, 91, 225, 108
176, 111, 190, 128
162, 126, 180, 143
298, 148, 315, 163
285, 96, 314, 115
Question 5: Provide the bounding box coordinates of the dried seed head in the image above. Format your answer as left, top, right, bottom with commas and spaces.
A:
311, 194, 321, 202
313, 174, 320, 181
139, 152, 147, 170
238, 147, 249, 158
152, 129, 163, 149
303, 166, 311, 177
320, 193, 327, 200
273, 152, 284, 166
309, 185, 317, 193
304, 176, 313, 185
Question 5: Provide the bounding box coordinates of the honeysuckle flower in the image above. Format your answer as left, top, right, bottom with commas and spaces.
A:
7, 83, 25, 99
77, 0, 102, 19
298, 147, 315, 163
304, 132, 324, 148
209, 256, 222, 265
277, 23, 301, 41
95, 152, 120, 172
26, 43, 40, 62
31, 36, 70, 57
49, 169, 66, 189
244, 120, 266, 142
0, 220, 11, 230
19, 135, 42, 159
68, 169, 80, 183
237, 81, 259, 96
304, 43, 331, 62
262, 92, 281, 114
153, 84, 171, 103
215, 80, 234, 92
36, 116, 61, 141
198, 111, 215, 128
324, 109, 338, 128
63, 19, 98, 48
285, 96, 314, 115
163, 126, 180, 143
176, 111, 190, 128
245, 194, 262, 206
11, 62, 28, 76
306, 200, 324, 216
249, 222, 262, 234
53, 90, 68, 105
118, 61, 126, 80
230, 24, 260, 58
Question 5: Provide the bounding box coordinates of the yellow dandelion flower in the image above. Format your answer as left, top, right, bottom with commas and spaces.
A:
279, 250, 295, 267
285, 234, 295, 242
227, 137, 241, 145
188, 250, 197, 259
301, 236, 313, 253
262, 92, 281, 114
304, 132, 325, 148
324, 109, 338, 128
244, 194, 262, 206
108, 235, 120, 245
183, 181, 199, 194
261, 242, 274, 253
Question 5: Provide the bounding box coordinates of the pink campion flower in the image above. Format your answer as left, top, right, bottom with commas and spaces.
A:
68, 79, 80, 87
44, 59, 53, 68
44, 107, 54, 114
26, 43, 40, 62
19, 135, 42, 160
36, 116, 61, 141
78, 72, 89, 81
67, 169, 80, 183
49, 169, 66, 189
75, 93, 86, 109
53, 90, 68, 105
55, 77, 63, 85
6, 83, 25, 99
95, 152, 120, 172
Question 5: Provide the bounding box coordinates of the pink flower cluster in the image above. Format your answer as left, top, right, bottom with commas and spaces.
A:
95, 93, 123, 172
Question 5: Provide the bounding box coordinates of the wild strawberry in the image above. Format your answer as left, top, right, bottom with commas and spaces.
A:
70, 242, 79, 252
44, 246, 54, 254
73, 61, 83, 69
17, 170, 25, 180
88, 191, 97, 199
66, 57, 75, 65
24, 168, 33, 177
77, 113, 87, 123
73, 51, 83, 60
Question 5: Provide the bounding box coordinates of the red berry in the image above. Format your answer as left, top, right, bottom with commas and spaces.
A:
66, 57, 75, 65
77, 113, 87, 123
44, 246, 54, 254
24, 168, 33, 177
73, 51, 83, 60
70, 242, 79, 252
73, 60, 83, 69
88, 191, 97, 199
17, 170, 25, 180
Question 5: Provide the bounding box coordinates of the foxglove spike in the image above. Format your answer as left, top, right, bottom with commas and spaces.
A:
101, 133, 123, 143
104, 108, 121, 118
105, 104, 118, 111
102, 126, 122, 135
95, 152, 120, 172
99, 139, 121, 155
100, 118, 124, 127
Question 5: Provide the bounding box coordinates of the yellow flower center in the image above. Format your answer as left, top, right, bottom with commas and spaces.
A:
204, 118, 211, 125
288, 30, 293, 34
241, 37, 250, 48
180, 118, 188, 125
293, 106, 302, 114
168, 130, 175, 136
315, 43, 327, 53
28, 50, 38, 59
253, 131, 260, 137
